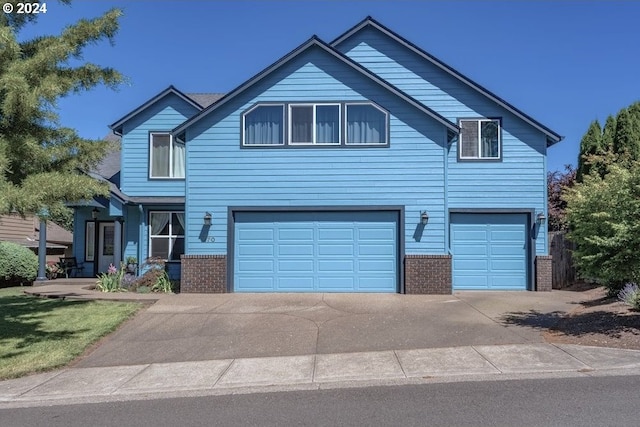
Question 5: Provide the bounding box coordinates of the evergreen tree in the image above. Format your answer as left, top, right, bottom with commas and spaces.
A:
576, 120, 602, 182
0, 1, 124, 220
612, 108, 640, 165
601, 115, 617, 153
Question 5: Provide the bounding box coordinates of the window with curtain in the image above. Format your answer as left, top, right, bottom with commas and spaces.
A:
150, 133, 186, 178
85, 222, 95, 262
243, 105, 284, 145
459, 119, 501, 159
346, 104, 388, 144
290, 104, 340, 144
149, 211, 185, 260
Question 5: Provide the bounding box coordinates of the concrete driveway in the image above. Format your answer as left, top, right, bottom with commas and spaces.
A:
74, 290, 589, 368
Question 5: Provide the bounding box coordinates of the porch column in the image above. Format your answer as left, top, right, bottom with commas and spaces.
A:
113, 218, 122, 269
35, 211, 48, 282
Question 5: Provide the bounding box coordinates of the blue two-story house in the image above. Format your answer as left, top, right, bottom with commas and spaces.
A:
72, 17, 562, 294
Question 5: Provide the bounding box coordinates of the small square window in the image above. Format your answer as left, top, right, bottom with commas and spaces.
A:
459, 119, 500, 160
243, 105, 284, 145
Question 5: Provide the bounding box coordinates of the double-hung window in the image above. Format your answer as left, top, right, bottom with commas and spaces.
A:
149, 211, 185, 261
459, 119, 501, 160
289, 104, 340, 144
150, 132, 185, 178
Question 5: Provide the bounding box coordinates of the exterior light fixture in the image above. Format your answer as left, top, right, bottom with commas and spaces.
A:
203, 212, 212, 226
420, 211, 429, 225
92, 208, 99, 220
536, 212, 546, 224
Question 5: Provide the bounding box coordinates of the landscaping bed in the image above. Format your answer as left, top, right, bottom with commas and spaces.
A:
544, 284, 640, 350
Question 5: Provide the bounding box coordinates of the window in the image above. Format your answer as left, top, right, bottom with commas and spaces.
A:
346, 104, 388, 144
150, 133, 185, 178
242, 102, 389, 147
290, 104, 340, 144
149, 211, 185, 261
85, 222, 95, 261
243, 105, 284, 145
459, 119, 501, 159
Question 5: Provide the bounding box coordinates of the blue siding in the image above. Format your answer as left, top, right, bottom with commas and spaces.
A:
120, 93, 199, 197
123, 205, 141, 263
235, 211, 397, 292
185, 46, 448, 259
336, 28, 548, 255
451, 213, 528, 290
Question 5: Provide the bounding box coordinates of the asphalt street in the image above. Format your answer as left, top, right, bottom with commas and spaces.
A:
2, 375, 639, 427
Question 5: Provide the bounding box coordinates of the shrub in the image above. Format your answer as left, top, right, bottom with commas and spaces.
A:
0, 241, 38, 286
134, 257, 174, 293
618, 283, 640, 310
564, 162, 640, 294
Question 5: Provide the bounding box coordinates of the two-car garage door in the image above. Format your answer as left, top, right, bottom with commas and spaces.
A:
234, 211, 398, 292
450, 213, 529, 290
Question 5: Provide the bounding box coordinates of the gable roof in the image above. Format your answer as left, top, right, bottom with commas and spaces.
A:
173, 35, 459, 137
332, 17, 563, 146
109, 86, 223, 134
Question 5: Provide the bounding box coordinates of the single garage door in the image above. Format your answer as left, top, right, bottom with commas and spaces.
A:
450, 213, 528, 290
234, 211, 398, 292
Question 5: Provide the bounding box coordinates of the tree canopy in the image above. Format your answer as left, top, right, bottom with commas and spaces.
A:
567, 100, 640, 293
0, 0, 124, 222
576, 102, 640, 181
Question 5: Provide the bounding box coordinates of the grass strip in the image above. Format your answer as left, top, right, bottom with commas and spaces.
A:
0, 287, 141, 380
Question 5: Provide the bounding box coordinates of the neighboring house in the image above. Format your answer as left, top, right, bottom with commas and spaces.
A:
0, 213, 73, 263
71, 17, 561, 294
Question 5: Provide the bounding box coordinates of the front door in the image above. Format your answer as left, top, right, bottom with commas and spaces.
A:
97, 222, 115, 273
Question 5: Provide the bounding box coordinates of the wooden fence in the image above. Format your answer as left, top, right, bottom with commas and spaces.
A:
548, 231, 577, 289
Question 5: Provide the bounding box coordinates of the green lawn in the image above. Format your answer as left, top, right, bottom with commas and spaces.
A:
0, 287, 141, 380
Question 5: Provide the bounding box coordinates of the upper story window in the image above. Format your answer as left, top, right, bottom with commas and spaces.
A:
346, 104, 388, 145
149, 211, 184, 261
242, 102, 389, 147
243, 105, 284, 145
290, 104, 340, 144
150, 132, 185, 178
459, 119, 501, 160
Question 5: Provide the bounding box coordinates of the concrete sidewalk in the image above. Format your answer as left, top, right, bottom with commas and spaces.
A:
1, 343, 639, 407
9, 282, 637, 408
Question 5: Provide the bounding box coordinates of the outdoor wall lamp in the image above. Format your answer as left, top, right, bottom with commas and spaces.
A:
203, 212, 212, 226
91, 207, 99, 220
420, 211, 429, 225
536, 212, 546, 225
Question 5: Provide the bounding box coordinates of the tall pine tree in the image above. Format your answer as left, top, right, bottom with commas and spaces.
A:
576, 120, 602, 182
612, 108, 639, 165
0, 1, 124, 220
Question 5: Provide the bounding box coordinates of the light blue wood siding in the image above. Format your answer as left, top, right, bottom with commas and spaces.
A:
123, 205, 141, 263
120, 93, 199, 197
336, 28, 548, 255
186, 46, 448, 258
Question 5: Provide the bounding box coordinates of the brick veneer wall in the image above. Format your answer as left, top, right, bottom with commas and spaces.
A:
535, 255, 553, 292
180, 255, 227, 293
405, 255, 452, 294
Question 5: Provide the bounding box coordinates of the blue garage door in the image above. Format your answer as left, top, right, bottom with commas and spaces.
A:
451, 213, 528, 290
234, 211, 398, 292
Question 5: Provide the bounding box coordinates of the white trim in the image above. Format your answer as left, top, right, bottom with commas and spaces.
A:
288, 103, 341, 145
459, 118, 501, 160
149, 132, 186, 179
345, 102, 389, 145
148, 210, 185, 261
242, 104, 286, 146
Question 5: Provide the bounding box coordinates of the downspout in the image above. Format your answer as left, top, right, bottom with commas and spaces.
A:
444, 129, 451, 255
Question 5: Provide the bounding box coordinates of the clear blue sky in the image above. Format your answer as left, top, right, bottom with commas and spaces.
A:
20, 0, 640, 172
